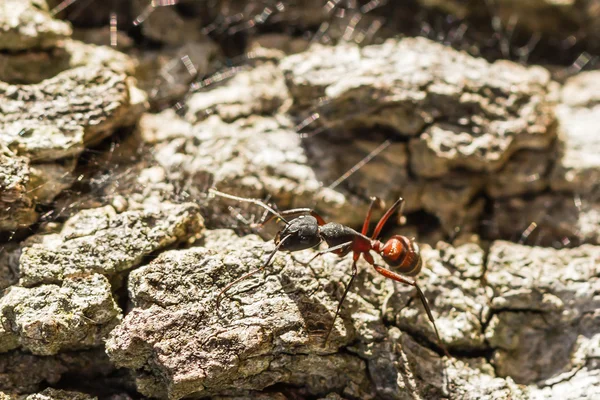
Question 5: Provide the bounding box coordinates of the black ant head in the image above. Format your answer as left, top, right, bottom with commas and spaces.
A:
275, 215, 322, 251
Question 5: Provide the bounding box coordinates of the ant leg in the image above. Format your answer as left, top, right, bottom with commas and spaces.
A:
303, 241, 353, 265
255, 194, 276, 226
362, 197, 384, 235
323, 255, 359, 346
294, 241, 353, 296
216, 236, 289, 308
371, 197, 405, 240
371, 263, 449, 357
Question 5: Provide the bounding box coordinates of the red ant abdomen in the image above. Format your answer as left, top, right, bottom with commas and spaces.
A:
378, 236, 422, 276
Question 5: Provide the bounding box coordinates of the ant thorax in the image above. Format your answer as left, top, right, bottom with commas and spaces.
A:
320, 222, 361, 248
275, 215, 322, 252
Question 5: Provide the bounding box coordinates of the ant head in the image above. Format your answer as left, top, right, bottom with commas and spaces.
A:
275, 215, 321, 251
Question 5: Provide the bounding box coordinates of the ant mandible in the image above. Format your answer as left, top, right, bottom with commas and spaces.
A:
209, 188, 445, 352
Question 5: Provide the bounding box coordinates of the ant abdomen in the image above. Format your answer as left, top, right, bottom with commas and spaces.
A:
378, 236, 422, 276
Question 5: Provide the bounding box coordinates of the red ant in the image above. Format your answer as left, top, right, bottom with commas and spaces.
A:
209, 189, 446, 352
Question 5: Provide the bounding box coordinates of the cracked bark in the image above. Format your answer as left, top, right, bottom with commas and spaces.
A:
1, 2, 599, 399
0, 0, 145, 232
416, 0, 600, 51
104, 229, 600, 399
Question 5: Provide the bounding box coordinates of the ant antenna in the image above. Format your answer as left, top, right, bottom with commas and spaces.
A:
328, 139, 391, 190
209, 188, 290, 225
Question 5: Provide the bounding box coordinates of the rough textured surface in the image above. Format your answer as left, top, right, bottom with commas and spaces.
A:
0, 349, 115, 393
530, 361, 600, 399
106, 229, 600, 399
0, 0, 72, 51
0, 242, 20, 291
19, 202, 203, 286
0, 48, 71, 85
391, 331, 528, 400
486, 193, 600, 246
386, 241, 489, 351
140, 109, 509, 236
487, 69, 600, 247
106, 229, 375, 399
132, 39, 221, 108
0, 0, 142, 164
22, 388, 96, 400
106, 229, 547, 399
0, 146, 37, 231
486, 241, 600, 385
147, 112, 359, 225
280, 38, 558, 178
0, 274, 120, 355
80, 37, 562, 236
420, 175, 486, 233
0, 66, 138, 162
89, 108, 373, 229
64, 39, 136, 76
418, 0, 600, 46
305, 135, 421, 214
27, 160, 77, 206
0, 144, 79, 231
185, 62, 291, 123
2, 2, 600, 398
0, 19, 145, 230
0, 38, 136, 84
486, 149, 552, 198
551, 71, 600, 194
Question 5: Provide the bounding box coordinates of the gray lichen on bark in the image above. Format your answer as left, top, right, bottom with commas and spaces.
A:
0, 274, 121, 355
0, 66, 137, 162
19, 202, 203, 286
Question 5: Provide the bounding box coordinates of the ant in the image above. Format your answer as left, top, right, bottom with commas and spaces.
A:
209, 188, 446, 353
